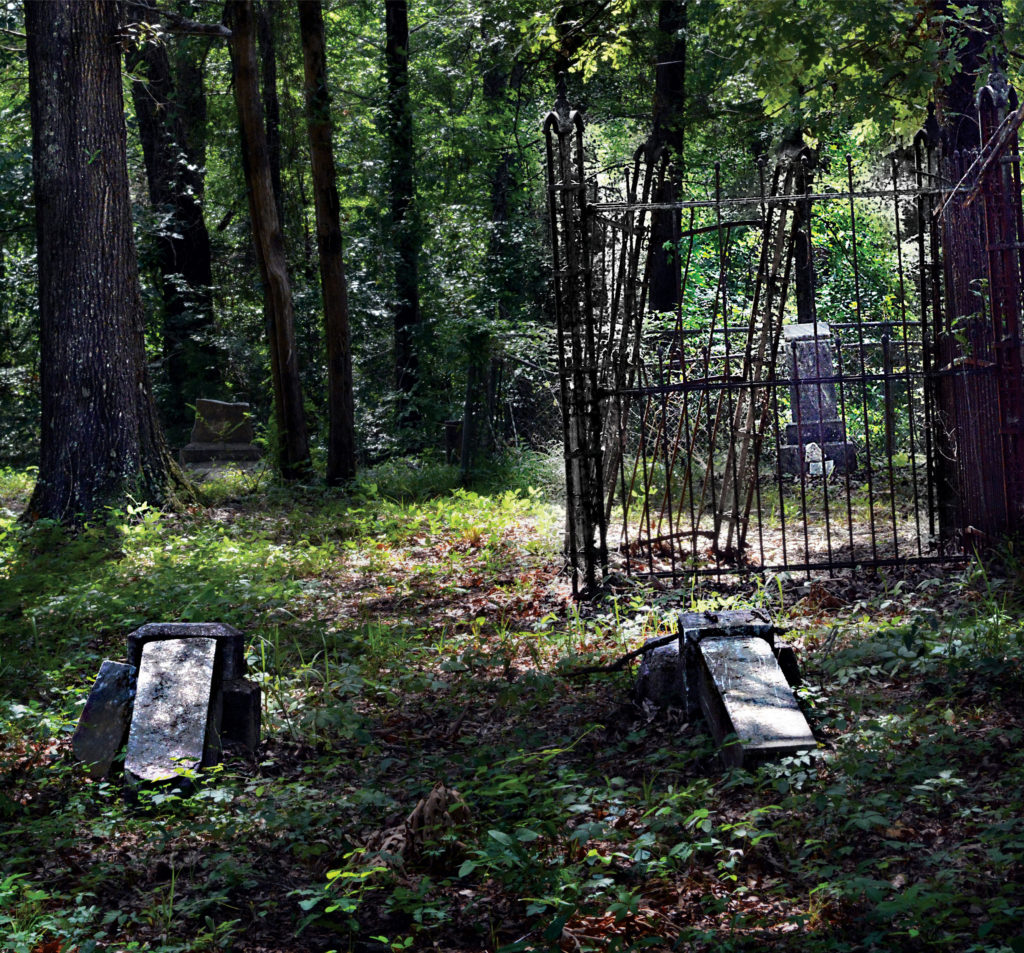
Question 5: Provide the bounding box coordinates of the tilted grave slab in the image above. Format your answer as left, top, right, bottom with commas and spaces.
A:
72, 660, 137, 779
125, 638, 221, 787
635, 609, 813, 767
697, 635, 816, 768
127, 622, 259, 754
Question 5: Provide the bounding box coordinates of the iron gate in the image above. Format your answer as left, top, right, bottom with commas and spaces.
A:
546, 76, 1024, 594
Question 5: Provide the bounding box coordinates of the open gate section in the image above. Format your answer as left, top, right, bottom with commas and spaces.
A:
544, 90, 994, 591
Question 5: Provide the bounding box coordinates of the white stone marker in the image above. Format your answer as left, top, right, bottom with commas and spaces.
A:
698, 635, 816, 768
125, 638, 217, 786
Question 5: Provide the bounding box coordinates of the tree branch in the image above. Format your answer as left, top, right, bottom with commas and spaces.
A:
124, 1, 230, 38
559, 631, 683, 678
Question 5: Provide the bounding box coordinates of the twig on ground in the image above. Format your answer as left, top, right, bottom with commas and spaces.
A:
560, 631, 681, 678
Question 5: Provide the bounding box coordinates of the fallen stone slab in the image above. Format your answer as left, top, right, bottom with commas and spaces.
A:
698, 635, 815, 769
125, 638, 221, 787
72, 660, 137, 779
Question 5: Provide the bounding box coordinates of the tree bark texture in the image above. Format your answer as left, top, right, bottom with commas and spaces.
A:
225, 0, 310, 478
25, 0, 179, 522
257, 1, 285, 224
298, 0, 357, 483
647, 0, 686, 315
385, 0, 421, 420
935, 0, 1004, 155
934, 0, 1010, 538
126, 0, 219, 435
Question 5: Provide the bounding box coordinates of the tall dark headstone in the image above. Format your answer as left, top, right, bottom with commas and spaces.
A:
779, 323, 856, 474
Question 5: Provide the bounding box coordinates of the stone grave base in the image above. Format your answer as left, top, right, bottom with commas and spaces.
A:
72, 622, 261, 791
636, 609, 812, 767
179, 442, 262, 465
779, 440, 857, 475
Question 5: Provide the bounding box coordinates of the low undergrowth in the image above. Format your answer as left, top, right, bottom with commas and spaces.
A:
1, 458, 1022, 953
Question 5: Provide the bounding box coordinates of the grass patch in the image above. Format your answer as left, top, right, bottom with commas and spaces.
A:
1, 455, 1022, 952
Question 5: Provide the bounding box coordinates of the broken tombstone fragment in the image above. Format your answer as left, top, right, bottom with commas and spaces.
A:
71, 623, 261, 791
71, 659, 137, 779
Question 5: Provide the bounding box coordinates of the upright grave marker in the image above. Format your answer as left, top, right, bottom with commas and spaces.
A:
779, 323, 857, 475
179, 398, 261, 465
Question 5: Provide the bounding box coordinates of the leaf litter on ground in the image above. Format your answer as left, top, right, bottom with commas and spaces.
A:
0, 460, 1022, 952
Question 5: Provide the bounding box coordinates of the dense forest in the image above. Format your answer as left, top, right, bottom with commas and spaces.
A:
2, 1, 1024, 952
3, 0, 1022, 504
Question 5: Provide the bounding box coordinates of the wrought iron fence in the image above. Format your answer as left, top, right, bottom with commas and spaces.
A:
544, 90, 984, 593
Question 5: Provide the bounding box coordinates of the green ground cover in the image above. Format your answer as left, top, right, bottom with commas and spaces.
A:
1, 458, 1022, 953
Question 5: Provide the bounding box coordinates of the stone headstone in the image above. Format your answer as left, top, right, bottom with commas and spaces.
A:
72, 660, 137, 779
636, 609, 774, 716
698, 635, 816, 768
179, 399, 261, 465
779, 323, 857, 474
125, 638, 221, 786
191, 398, 255, 443
128, 622, 246, 680
127, 622, 259, 755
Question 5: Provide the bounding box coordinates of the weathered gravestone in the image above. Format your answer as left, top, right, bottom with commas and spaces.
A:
636, 609, 814, 766
779, 323, 857, 475
71, 623, 261, 790
179, 398, 261, 465
127, 622, 260, 755
636, 609, 775, 717
698, 636, 816, 768
124, 638, 220, 787
71, 660, 137, 779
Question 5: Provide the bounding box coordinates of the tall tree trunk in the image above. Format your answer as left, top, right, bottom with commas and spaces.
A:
647, 0, 686, 315
257, 1, 285, 223
384, 0, 421, 424
225, 0, 310, 478
25, 0, 183, 522
298, 0, 357, 483
936, 0, 1003, 155
125, 0, 219, 437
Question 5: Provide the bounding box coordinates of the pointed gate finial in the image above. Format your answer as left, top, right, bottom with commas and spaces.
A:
984, 53, 1010, 109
